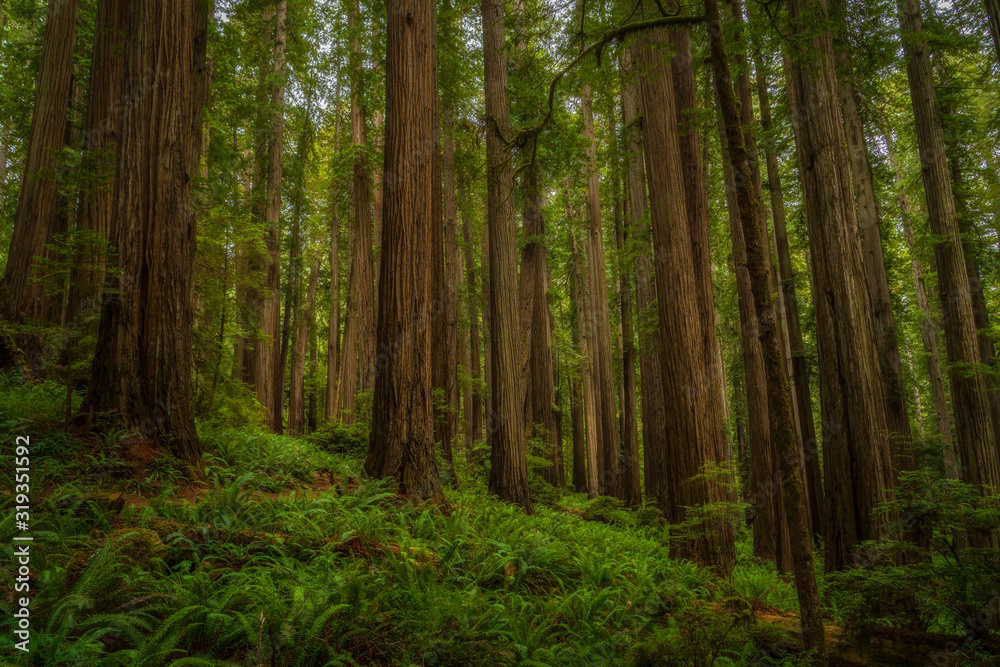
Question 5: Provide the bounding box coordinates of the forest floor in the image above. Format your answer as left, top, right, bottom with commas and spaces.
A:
0, 376, 988, 666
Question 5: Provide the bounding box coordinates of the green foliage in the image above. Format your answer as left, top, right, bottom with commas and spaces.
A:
826, 471, 1000, 642
306, 420, 369, 458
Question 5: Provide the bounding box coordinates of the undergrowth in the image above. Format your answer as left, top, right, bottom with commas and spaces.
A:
0, 374, 829, 665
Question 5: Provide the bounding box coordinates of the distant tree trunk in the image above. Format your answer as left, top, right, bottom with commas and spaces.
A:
245, 1, 285, 432
705, 0, 824, 651
481, 227, 492, 429
0, 0, 78, 367
581, 82, 621, 499
68, 0, 127, 326
339, 0, 376, 424
372, 107, 384, 292
716, 109, 784, 569
482, 0, 531, 511
325, 114, 342, 421
718, 1, 793, 569
366, 0, 444, 505
278, 99, 312, 436
520, 162, 560, 487
785, 0, 897, 572
885, 135, 957, 478
897, 0, 1000, 503
635, 16, 733, 572
462, 202, 483, 444
309, 317, 318, 432
621, 45, 668, 510
832, 1, 915, 475
436, 87, 459, 482
753, 45, 824, 538
291, 252, 320, 435
708, 23, 786, 569
83, 0, 202, 463
570, 230, 599, 498
614, 156, 641, 507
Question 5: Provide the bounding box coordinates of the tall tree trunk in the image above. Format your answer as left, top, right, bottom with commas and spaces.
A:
245, 1, 285, 432
482, 0, 531, 511
720, 1, 794, 569
82, 0, 202, 463
710, 38, 786, 570
326, 114, 343, 420
339, 0, 376, 423
278, 97, 312, 436
520, 162, 559, 487
833, 1, 915, 475
785, 0, 897, 572
635, 15, 734, 573
705, 0, 825, 652
886, 134, 958, 478
372, 107, 383, 293
0, 0, 78, 367
462, 200, 483, 444
614, 154, 640, 507
291, 252, 320, 435
68, 0, 127, 326
366, 0, 444, 505
570, 229, 600, 498
752, 43, 824, 539
581, 82, 621, 499
621, 45, 668, 510
897, 0, 1000, 508
437, 86, 459, 482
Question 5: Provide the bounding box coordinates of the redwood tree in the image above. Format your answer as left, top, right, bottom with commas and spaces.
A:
784, 0, 897, 571
83, 0, 205, 464
366, 0, 444, 505
0, 0, 78, 367
482, 0, 532, 511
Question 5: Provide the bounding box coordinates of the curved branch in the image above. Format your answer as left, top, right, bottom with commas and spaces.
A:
509, 13, 705, 149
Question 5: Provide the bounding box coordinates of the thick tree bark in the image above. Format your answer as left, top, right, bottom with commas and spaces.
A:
752, 45, 824, 539
832, 4, 915, 475
581, 82, 621, 498
897, 0, 1000, 503
635, 17, 733, 572
621, 45, 668, 510
82, 0, 202, 463
482, 0, 532, 511
68, 0, 127, 326
0, 0, 78, 366
366, 0, 444, 505
705, 0, 825, 652
785, 0, 897, 572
